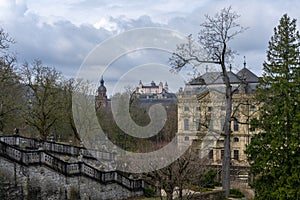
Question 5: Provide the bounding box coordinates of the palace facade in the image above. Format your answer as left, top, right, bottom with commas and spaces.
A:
177, 65, 260, 168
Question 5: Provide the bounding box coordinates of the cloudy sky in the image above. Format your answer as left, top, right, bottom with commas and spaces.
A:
1, 0, 300, 95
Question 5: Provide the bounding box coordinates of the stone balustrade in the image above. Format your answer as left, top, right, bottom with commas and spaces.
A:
0, 137, 150, 192
0, 135, 116, 161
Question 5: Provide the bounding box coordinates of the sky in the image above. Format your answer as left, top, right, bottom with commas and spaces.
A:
1, 0, 300, 96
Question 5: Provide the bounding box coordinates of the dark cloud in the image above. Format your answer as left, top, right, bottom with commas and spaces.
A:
6, 16, 112, 76
2, 5, 162, 77
2, 0, 300, 84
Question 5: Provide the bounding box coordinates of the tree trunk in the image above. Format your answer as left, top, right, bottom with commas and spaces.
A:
222, 84, 232, 198
179, 186, 183, 199
70, 119, 81, 142
166, 191, 173, 200
222, 131, 231, 197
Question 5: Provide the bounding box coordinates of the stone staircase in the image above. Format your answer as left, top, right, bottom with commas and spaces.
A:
0, 135, 156, 200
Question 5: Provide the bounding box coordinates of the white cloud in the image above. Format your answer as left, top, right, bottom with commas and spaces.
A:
93, 17, 118, 31
0, 0, 27, 22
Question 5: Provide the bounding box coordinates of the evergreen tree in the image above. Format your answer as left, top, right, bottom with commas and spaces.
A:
246, 14, 300, 199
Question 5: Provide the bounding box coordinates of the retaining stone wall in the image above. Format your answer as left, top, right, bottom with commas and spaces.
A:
0, 157, 143, 200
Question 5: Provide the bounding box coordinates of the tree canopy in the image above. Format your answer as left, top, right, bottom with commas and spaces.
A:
0, 28, 24, 133
21, 60, 65, 140
246, 14, 300, 199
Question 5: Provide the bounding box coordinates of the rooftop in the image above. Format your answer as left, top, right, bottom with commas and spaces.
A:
189, 67, 259, 85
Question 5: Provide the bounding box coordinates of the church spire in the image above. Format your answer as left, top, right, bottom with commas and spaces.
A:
100, 75, 104, 85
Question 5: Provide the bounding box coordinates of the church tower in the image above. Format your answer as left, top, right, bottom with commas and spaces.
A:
95, 76, 107, 110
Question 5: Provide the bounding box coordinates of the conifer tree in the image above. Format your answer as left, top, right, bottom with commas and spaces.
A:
246, 14, 300, 199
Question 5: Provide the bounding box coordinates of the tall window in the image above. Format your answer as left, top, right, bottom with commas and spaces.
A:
234, 137, 239, 142
233, 150, 239, 160
184, 119, 189, 130
196, 119, 201, 131
234, 119, 239, 131
184, 106, 189, 111
209, 149, 213, 160
250, 124, 255, 132
221, 150, 224, 160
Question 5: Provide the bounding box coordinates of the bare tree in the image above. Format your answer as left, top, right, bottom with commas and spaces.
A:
58, 78, 82, 143
144, 147, 211, 200
0, 62, 23, 133
71, 79, 108, 150
21, 60, 64, 139
170, 7, 246, 197
0, 28, 24, 133
0, 28, 16, 65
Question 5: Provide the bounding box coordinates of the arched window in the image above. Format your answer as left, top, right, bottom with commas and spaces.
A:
234, 137, 239, 142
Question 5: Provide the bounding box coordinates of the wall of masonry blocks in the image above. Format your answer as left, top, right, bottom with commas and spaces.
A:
0, 157, 143, 200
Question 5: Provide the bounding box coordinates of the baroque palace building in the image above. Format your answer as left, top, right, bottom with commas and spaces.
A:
177, 63, 260, 168
134, 80, 177, 106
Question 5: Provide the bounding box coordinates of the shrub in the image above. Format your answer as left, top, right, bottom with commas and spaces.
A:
229, 188, 245, 198
199, 169, 219, 188
144, 187, 156, 197
189, 185, 201, 192
69, 186, 80, 200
